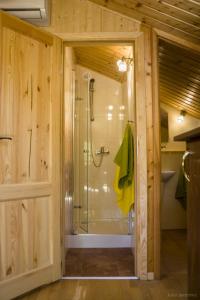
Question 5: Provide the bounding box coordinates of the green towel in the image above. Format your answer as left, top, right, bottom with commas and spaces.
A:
175, 167, 187, 210
114, 124, 134, 189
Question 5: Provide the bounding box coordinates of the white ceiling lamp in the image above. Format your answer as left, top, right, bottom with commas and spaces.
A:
177, 110, 186, 123
117, 56, 133, 72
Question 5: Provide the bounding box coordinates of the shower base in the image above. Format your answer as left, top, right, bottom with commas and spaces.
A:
65, 234, 134, 248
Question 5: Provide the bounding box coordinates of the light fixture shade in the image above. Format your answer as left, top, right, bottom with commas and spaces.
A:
117, 59, 127, 72
177, 110, 186, 123
177, 115, 184, 123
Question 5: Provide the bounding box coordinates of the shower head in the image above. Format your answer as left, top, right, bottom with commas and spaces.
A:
83, 72, 91, 81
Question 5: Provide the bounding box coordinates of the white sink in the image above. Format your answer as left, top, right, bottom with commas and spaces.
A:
161, 171, 176, 182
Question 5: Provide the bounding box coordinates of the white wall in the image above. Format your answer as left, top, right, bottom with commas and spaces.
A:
161, 103, 200, 229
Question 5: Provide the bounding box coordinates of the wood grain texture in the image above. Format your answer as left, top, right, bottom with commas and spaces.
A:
0, 11, 53, 45
46, 0, 140, 38
0, 12, 63, 300
143, 27, 154, 275
0, 27, 51, 184
0, 183, 51, 201
134, 32, 148, 280
151, 30, 161, 279
88, 0, 200, 44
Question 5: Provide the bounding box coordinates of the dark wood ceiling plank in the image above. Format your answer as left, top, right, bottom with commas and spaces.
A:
160, 82, 200, 106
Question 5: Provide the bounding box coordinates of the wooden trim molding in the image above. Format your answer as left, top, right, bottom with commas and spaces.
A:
151, 29, 161, 279
0, 11, 53, 45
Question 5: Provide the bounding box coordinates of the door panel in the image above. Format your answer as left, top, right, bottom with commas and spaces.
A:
0, 12, 62, 300
0, 197, 51, 281
0, 27, 51, 184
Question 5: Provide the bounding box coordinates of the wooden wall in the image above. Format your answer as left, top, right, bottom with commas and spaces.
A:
47, 0, 140, 37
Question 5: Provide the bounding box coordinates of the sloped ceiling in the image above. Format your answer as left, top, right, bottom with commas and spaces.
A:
159, 39, 200, 119
88, 0, 200, 44
73, 45, 132, 82
74, 42, 200, 120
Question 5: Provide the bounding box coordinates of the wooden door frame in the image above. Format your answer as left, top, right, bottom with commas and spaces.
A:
152, 28, 200, 280
62, 31, 149, 280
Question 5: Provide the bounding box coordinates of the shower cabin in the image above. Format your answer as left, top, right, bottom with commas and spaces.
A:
64, 44, 135, 273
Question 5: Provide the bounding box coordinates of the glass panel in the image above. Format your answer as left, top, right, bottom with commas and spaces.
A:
74, 74, 89, 233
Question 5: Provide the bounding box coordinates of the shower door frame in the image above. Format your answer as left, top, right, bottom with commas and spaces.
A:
63, 31, 149, 280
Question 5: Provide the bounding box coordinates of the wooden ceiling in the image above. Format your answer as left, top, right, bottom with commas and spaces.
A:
74, 42, 200, 120
159, 39, 200, 119
73, 45, 132, 82
88, 0, 200, 44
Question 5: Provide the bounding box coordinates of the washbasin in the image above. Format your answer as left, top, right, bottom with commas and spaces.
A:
161, 171, 176, 182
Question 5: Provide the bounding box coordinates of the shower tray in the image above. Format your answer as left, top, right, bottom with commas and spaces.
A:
65, 234, 134, 248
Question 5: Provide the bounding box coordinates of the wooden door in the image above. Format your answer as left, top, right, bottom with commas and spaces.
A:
0, 12, 63, 300
187, 139, 200, 299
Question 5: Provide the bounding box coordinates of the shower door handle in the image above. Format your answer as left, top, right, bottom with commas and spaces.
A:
182, 151, 194, 182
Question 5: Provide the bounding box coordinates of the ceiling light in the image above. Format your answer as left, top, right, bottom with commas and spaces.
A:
117, 59, 127, 72
117, 56, 133, 72
177, 110, 186, 123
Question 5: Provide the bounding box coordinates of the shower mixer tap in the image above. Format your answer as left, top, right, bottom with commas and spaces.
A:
95, 146, 110, 155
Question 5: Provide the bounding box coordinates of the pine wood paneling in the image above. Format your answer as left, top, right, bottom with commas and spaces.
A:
88, 0, 200, 45
0, 197, 51, 281
47, 0, 140, 38
0, 27, 51, 184
0, 12, 63, 299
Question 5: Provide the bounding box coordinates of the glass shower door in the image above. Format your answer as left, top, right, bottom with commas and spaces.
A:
74, 75, 89, 233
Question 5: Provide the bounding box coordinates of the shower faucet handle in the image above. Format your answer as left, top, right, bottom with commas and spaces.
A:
95, 146, 110, 155
73, 205, 82, 209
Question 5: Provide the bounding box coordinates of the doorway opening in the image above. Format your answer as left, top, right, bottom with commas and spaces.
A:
158, 38, 200, 288
63, 43, 136, 277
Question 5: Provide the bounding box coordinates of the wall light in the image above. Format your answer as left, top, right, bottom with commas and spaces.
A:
117, 56, 133, 72
177, 110, 186, 123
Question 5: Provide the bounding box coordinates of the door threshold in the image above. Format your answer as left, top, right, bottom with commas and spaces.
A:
62, 276, 138, 280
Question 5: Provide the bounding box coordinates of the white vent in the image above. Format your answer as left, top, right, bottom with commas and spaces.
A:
0, 0, 50, 26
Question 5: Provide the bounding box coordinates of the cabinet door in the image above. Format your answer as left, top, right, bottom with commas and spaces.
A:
0, 12, 63, 300
187, 139, 200, 299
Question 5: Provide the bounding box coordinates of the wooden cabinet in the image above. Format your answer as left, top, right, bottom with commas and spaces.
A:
175, 127, 200, 299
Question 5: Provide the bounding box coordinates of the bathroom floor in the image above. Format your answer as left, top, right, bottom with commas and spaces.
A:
64, 248, 135, 276
18, 230, 187, 300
